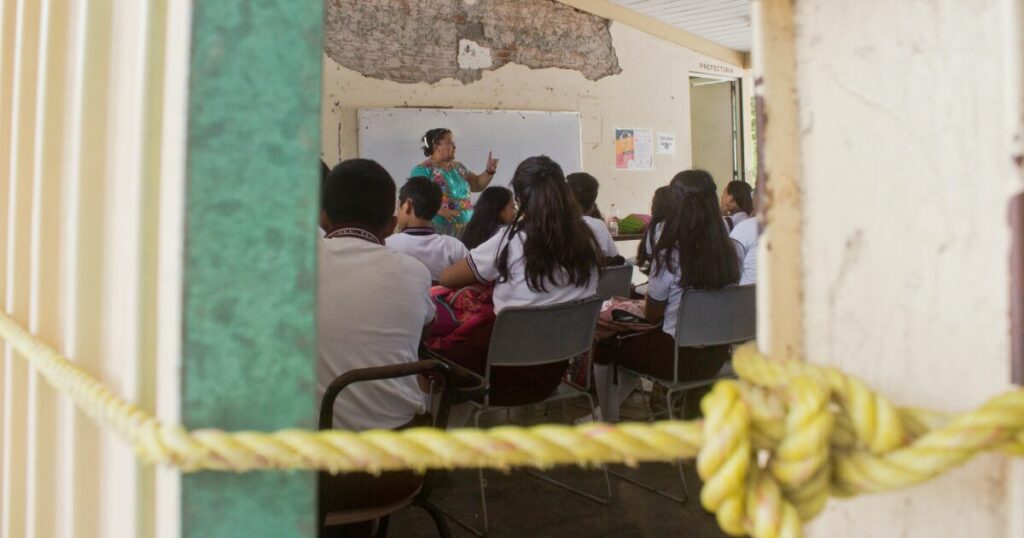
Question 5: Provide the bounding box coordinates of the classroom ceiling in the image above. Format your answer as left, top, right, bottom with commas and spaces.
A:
609, 0, 752, 52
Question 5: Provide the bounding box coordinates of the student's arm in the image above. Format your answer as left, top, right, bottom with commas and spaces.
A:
440, 258, 479, 288
441, 230, 501, 287
644, 296, 667, 325
645, 258, 672, 326
417, 274, 437, 393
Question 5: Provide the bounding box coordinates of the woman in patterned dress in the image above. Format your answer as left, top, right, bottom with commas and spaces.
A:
410, 128, 499, 237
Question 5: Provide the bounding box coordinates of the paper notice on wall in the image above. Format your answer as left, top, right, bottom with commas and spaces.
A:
656, 132, 676, 155
615, 128, 654, 170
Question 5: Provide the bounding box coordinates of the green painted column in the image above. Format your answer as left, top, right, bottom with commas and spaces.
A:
181, 1, 323, 536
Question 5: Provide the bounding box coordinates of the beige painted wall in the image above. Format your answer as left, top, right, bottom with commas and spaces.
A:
321, 22, 750, 220
690, 80, 736, 192
783, 0, 1018, 535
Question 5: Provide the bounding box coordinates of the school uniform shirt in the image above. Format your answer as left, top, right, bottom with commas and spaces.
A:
724, 211, 749, 231
582, 216, 619, 258
646, 226, 743, 337
730, 216, 759, 286
467, 227, 598, 313
385, 227, 469, 281
317, 227, 435, 431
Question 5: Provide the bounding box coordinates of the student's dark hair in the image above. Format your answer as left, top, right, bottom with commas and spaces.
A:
461, 186, 512, 250
319, 160, 331, 212
566, 172, 602, 219
421, 128, 452, 157
498, 156, 601, 292
399, 177, 443, 220
725, 180, 754, 215
321, 159, 396, 230
653, 170, 739, 289
636, 185, 672, 267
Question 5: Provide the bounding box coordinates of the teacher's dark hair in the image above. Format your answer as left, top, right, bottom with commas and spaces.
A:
653, 170, 739, 289
497, 156, 601, 292
421, 128, 452, 157
462, 186, 513, 250
725, 180, 754, 215
322, 159, 396, 230
566, 172, 603, 220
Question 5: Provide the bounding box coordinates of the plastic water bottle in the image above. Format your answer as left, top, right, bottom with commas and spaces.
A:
607, 204, 620, 235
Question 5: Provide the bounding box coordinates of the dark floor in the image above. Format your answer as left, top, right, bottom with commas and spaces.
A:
385, 389, 728, 537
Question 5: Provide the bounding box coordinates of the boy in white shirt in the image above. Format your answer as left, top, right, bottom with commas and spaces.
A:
386, 177, 470, 282
567, 172, 620, 259
318, 159, 435, 431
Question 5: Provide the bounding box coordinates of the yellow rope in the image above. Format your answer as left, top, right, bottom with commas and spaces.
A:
2, 310, 1023, 538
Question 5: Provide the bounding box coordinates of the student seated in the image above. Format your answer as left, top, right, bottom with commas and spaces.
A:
635, 185, 672, 273
438, 156, 602, 407
729, 192, 759, 285
460, 186, 515, 250
567, 172, 619, 258
721, 180, 754, 231
317, 159, 435, 431
596, 170, 740, 422
386, 177, 470, 282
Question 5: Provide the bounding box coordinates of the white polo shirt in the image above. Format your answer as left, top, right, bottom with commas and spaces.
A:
385, 227, 469, 281
467, 227, 598, 313
646, 226, 742, 336
725, 211, 749, 231
583, 216, 619, 258
730, 217, 759, 285
317, 227, 435, 431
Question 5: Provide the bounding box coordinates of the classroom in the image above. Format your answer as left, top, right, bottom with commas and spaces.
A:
0, 1, 1021, 537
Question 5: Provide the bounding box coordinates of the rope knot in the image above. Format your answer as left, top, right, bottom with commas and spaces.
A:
695, 343, 1024, 538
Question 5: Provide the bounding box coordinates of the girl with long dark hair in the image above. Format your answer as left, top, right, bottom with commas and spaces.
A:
438, 156, 602, 407
596, 170, 740, 422
636, 185, 672, 269
460, 186, 515, 250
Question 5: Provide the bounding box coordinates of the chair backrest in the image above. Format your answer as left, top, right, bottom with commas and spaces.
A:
596, 264, 633, 299
486, 296, 603, 369
674, 285, 756, 347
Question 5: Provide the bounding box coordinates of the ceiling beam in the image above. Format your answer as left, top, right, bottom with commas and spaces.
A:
555, 0, 746, 66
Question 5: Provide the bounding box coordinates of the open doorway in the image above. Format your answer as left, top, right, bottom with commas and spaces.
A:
689, 75, 745, 191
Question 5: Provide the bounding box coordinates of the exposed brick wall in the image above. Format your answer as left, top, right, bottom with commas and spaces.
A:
324, 0, 621, 84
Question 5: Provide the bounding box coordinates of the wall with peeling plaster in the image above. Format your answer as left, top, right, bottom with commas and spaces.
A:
321, 18, 748, 226
324, 0, 622, 84
792, 1, 1018, 536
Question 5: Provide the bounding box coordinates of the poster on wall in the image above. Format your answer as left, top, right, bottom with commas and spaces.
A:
656, 132, 676, 155
615, 128, 654, 170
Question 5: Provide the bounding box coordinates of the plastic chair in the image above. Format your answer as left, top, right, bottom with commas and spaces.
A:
596, 263, 633, 299
318, 359, 485, 538
612, 284, 756, 503
432, 296, 608, 536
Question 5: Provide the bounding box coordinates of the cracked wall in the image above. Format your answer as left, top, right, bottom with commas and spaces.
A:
320, 6, 747, 220
324, 0, 621, 84
794, 0, 1018, 536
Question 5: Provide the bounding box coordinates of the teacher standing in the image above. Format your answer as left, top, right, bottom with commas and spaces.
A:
411, 128, 499, 237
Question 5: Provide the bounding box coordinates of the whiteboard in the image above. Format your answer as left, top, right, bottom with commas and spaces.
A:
357, 108, 582, 195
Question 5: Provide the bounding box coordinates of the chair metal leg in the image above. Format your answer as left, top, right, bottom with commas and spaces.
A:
377, 515, 390, 537
438, 407, 489, 536
526, 393, 612, 504
608, 384, 691, 504
416, 500, 451, 538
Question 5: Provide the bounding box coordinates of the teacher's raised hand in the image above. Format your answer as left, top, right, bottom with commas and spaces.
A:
485, 151, 499, 175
